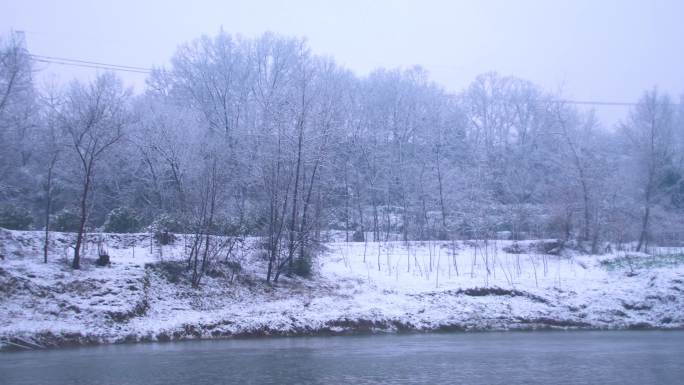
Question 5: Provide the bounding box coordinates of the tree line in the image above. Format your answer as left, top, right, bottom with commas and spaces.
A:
1, 31, 683, 281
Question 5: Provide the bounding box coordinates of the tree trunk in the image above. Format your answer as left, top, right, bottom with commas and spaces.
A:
436, 146, 448, 236
73, 172, 91, 269
636, 205, 650, 252
43, 154, 57, 263
283, 120, 304, 279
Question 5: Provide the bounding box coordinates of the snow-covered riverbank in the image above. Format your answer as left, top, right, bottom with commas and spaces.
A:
1, 228, 683, 351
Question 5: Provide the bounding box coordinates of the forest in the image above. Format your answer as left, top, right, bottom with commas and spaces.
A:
1, 31, 683, 283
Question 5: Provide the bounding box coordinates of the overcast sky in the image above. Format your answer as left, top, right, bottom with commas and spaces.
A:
2, 0, 683, 126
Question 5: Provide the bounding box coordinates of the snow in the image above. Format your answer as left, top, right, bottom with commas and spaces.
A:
1, 228, 683, 350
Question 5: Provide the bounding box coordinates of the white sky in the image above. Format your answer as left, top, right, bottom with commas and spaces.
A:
2, 0, 683, 126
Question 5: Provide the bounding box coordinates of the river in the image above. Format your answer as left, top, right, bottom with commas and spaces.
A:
1, 331, 683, 384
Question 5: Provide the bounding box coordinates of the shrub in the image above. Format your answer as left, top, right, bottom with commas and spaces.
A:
53, 209, 80, 232
148, 213, 185, 233
292, 252, 313, 278
0, 205, 33, 230
154, 230, 176, 245
148, 261, 187, 283
103, 207, 140, 233
148, 214, 184, 245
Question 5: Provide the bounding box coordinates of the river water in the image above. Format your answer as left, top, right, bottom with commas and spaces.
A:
1, 331, 683, 384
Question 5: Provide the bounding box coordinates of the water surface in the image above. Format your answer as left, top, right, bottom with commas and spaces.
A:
1, 331, 683, 384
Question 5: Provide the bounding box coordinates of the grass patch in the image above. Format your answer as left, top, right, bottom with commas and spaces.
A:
601, 254, 684, 271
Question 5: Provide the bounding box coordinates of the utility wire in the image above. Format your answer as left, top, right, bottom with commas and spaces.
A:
29, 54, 151, 74
27, 54, 680, 107
552, 99, 638, 106
449, 95, 677, 107
32, 58, 150, 74
30, 54, 151, 71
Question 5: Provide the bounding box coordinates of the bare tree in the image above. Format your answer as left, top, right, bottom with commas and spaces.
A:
60, 73, 129, 269
622, 89, 675, 252
0, 32, 36, 197
41, 90, 62, 262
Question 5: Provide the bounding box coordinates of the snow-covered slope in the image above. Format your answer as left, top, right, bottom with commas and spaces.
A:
1, 229, 683, 350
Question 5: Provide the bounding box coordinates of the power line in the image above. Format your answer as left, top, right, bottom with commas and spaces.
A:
27, 54, 680, 108
552, 99, 638, 106
31, 58, 150, 74
31, 54, 152, 71
29, 54, 152, 74
449, 94, 678, 107
548, 99, 679, 107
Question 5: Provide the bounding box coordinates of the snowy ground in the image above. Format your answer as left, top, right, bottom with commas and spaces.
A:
1, 228, 683, 350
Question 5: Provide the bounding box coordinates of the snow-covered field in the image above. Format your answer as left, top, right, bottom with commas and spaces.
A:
1, 228, 683, 350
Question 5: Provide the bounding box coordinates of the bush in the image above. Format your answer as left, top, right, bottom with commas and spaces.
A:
103, 207, 140, 233
148, 213, 185, 234
53, 210, 81, 232
292, 253, 313, 278
147, 261, 188, 283
154, 230, 176, 245
148, 214, 184, 245
0, 205, 33, 230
